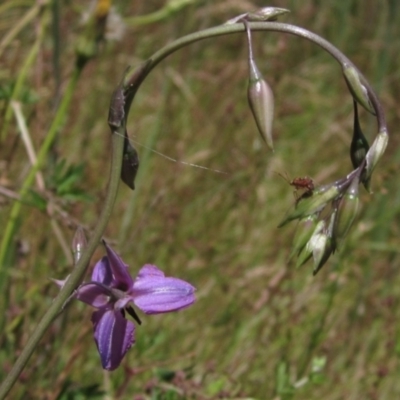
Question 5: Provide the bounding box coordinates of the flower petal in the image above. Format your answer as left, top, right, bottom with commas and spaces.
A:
75, 282, 112, 308
132, 264, 196, 314
92, 256, 113, 285
137, 264, 166, 279
103, 241, 134, 289
92, 309, 135, 371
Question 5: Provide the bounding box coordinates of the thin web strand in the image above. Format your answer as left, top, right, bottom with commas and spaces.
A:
113, 130, 227, 175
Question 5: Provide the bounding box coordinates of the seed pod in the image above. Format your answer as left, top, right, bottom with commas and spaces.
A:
343, 63, 375, 115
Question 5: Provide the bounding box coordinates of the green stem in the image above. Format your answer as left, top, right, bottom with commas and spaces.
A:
0, 132, 125, 399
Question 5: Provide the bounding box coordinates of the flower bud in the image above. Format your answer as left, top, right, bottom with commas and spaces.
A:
248, 56, 275, 150
363, 129, 388, 191
343, 63, 375, 115
295, 220, 325, 268
332, 176, 359, 244
246, 7, 290, 22
72, 226, 87, 265
350, 101, 369, 169
279, 185, 340, 227
312, 233, 334, 276
289, 214, 318, 260
224, 7, 290, 24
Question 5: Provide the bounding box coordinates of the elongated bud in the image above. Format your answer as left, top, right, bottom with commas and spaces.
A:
248, 62, 275, 150
312, 213, 336, 275
295, 220, 325, 268
279, 185, 340, 227
225, 7, 290, 24
244, 21, 274, 150
72, 226, 87, 264
246, 7, 290, 21
350, 101, 369, 169
121, 136, 139, 190
333, 176, 359, 244
289, 214, 318, 260
343, 63, 375, 115
312, 233, 334, 276
363, 129, 388, 192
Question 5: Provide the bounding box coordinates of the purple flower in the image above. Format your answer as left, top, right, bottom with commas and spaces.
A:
56, 241, 196, 370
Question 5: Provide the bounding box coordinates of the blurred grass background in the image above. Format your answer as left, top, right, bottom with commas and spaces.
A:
1, 0, 400, 399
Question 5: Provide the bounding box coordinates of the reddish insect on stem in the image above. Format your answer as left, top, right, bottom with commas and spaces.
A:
277, 172, 315, 203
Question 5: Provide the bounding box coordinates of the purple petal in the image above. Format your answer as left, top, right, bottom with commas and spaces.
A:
91, 256, 113, 285
137, 264, 165, 279
75, 282, 112, 308
131, 264, 196, 314
103, 242, 134, 289
92, 309, 135, 371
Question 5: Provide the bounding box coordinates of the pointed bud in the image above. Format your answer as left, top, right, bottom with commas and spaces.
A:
72, 226, 87, 265
343, 63, 375, 115
332, 176, 360, 244
363, 129, 388, 192
246, 7, 290, 22
279, 185, 340, 227
225, 7, 290, 24
121, 136, 139, 190
312, 233, 334, 276
289, 214, 318, 260
350, 101, 369, 169
295, 220, 325, 268
248, 60, 275, 150
312, 213, 336, 275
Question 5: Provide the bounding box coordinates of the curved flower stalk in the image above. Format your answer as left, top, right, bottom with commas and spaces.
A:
55, 241, 196, 370
0, 7, 389, 398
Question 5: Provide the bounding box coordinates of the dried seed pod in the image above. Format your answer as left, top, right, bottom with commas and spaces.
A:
121, 136, 139, 190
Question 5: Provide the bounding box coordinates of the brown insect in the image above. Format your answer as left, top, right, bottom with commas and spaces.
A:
276, 172, 315, 203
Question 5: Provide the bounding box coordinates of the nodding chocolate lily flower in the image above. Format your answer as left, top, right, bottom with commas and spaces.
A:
55, 241, 196, 370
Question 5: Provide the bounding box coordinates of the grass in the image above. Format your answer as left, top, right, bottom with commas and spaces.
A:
1, 0, 400, 399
